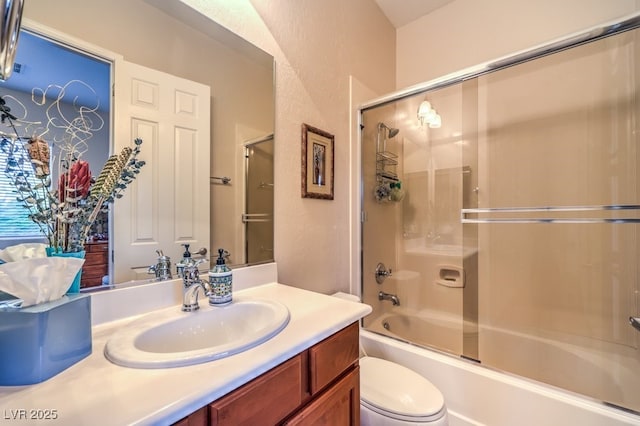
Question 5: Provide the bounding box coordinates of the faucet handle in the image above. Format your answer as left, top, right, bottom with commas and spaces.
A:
182, 258, 208, 287
193, 258, 208, 267
375, 262, 392, 284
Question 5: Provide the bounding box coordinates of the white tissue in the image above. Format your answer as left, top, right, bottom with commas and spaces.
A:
0, 257, 85, 307
0, 243, 47, 262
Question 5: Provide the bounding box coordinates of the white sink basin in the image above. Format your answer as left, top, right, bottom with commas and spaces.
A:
104, 299, 290, 368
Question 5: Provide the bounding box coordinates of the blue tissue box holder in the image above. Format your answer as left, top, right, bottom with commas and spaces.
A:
0, 294, 92, 386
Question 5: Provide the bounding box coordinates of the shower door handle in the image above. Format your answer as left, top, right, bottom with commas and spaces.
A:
629, 317, 640, 332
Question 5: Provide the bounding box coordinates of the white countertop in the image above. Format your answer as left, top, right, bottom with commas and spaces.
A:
0, 283, 371, 425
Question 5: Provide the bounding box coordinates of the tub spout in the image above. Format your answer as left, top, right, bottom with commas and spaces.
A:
378, 291, 400, 306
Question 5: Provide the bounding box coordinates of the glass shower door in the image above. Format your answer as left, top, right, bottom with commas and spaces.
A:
243, 136, 274, 264
465, 27, 640, 411
360, 20, 640, 413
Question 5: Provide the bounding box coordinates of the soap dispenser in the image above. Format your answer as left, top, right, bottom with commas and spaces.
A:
208, 248, 232, 306
176, 244, 193, 279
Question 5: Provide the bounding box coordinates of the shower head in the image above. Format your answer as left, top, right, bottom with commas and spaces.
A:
378, 122, 399, 139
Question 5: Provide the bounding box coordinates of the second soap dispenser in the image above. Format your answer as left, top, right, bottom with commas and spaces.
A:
176, 244, 193, 279
208, 248, 232, 306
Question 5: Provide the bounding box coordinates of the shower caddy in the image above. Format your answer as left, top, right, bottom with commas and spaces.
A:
374, 123, 402, 202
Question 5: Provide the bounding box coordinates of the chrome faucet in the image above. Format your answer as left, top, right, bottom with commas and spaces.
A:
148, 250, 172, 281
181, 259, 210, 312
378, 291, 400, 306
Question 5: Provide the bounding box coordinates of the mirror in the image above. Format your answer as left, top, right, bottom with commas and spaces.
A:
0, 0, 274, 286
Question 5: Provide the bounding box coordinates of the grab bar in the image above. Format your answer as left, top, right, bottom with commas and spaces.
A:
461, 204, 640, 224
210, 176, 232, 185
630, 317, 640, 332
242, 213, 271, 223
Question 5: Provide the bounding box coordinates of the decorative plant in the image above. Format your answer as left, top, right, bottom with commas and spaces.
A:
2, 136, 145, 253
1, 82, 145, 253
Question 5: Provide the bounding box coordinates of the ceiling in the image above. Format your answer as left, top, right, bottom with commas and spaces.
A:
374, 0, 454, 28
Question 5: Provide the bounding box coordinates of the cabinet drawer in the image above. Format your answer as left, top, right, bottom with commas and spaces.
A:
82, 264, 107, 278
308, 322, 359, 394
209, 354, 304, 425
86, 242, 108, 253
84, 251, 108, 266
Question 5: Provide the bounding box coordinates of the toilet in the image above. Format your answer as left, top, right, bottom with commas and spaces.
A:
331, 292, 448, 425
360, 356, 449, 425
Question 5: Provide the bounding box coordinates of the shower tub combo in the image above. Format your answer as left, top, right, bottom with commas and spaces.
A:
359, 12, 640, 426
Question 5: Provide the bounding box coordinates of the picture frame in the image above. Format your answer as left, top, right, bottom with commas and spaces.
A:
301, 123, 334, 200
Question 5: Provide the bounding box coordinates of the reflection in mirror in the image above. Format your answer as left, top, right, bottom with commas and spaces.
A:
244, 134, 274, 264
0, 30, 111, 257
0, 1, 274, 290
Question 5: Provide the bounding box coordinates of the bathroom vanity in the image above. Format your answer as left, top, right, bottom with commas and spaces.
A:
0, 274, 370, 425
176, 322, 360, 425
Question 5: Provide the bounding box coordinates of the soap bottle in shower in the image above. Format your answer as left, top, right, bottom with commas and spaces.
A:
208, 248, 232, 306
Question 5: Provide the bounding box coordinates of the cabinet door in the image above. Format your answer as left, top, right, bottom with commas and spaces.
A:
308, 322, 359, 394
209, 354, 304, 426
174, 406, 208, 426
285, 366, 360, 426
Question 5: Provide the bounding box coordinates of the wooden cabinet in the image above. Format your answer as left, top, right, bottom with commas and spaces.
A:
285, 367, 359, 426
174, 322, 360, 426
81, 241, 108, 289
210, 354, 305, 425
174, 407, 207, 426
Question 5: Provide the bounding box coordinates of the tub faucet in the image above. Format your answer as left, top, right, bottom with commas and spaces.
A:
182, 259, 210, 312
378, 291, 400, 306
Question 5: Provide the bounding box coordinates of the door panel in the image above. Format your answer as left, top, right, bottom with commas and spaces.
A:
113, 60, 210, 282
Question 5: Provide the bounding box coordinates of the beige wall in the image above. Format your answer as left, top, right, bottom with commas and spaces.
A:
26, 1, 639, 298
182, 0, 396, 293
396, 0, 640, 88
22, 0, 395, 294
178, 0, 640, 295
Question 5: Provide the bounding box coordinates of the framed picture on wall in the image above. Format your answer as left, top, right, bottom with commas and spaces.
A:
301, 123, 334, 200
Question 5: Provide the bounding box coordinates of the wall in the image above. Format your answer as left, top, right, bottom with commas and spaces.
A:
182, 0, 396, 293
396, 0, 640, 88
23, 0, 395, 294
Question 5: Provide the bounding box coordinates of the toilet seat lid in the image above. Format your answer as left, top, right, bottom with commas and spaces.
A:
360, 356, 445, 420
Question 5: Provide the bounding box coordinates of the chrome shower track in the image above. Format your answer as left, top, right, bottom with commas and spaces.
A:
461, 204, 640, 224
360, 12, 640, 111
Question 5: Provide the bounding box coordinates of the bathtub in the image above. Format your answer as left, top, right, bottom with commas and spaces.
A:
361, 313, 640, 426
367, 311, 464, 355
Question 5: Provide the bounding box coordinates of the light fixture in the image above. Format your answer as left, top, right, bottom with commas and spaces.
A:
417, 100, 442, 128
428, 114, 441, 129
